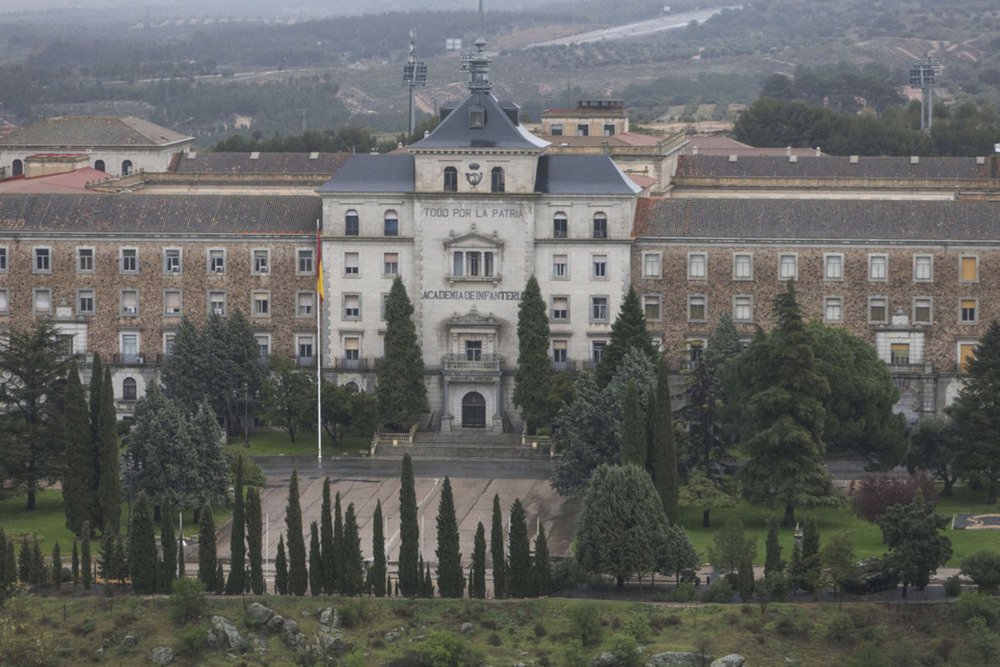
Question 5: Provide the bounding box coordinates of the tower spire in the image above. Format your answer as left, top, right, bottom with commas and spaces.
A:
460, 0, 491, 93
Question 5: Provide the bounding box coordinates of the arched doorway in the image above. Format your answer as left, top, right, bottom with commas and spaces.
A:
461, 392, 486, 428
94, 159, 105, 172
122, 159, 133, 175
11, 159, 22, 176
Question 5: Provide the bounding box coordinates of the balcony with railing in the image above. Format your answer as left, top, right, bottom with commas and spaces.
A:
552, 359, 577, 372
113, 353, 148, 366
296, 356, 315, 367
442, 353, 503, 375
333, 357, 369, 371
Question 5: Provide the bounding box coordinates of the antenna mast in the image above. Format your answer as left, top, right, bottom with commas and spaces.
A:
402, 29, 428, 136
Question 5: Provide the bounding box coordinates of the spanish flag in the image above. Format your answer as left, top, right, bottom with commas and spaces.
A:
316, 220, 324, 303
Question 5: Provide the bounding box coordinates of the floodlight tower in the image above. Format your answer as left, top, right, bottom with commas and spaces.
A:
910, 56, 941, 132
402, 29, 428, 136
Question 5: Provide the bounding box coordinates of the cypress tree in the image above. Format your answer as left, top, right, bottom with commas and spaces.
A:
320, 477, 335, 594
129, 491, 158, 594
274, 535, 288, 595
333, 491, 344, 592
790, 540, 804, 593
197, 503, 217, 590
71, 539, 79, 589
435, 477, 464, 598
372, 499, 387, 597
649, 357, 679, 522
376, 276, 429, 430
764, 515, 784, 575
341, 503, 364, 596
160, 503, 177, 593
424, 562, 434, 598
32, 538, 45, 589
51, 542, 62, 589
18, 536, 31, 586
214, 561, 225, 594
177, 527, 186, 579
513, 275, 553, 434
309, 522, 322, 596
738, 553, 755, 602
801, 514, 820, 591
597, 285, 657, 386
534, 523, 552, 597
620, 381, 646, 466
398, 453, 419, 596
507, 498, 532, 597
97, 366, 121, 536
113, 536, 127, 587
285, 469, 308, 596
88, 354, 104, 530
490, 494, 506, 599
81, 521, 92, 590
471, 521, 486, 599
246, 487, 264, 595
6, 537, 15, 596
97, 531, 113, 584
226, 457, 246, 594
62, 361, 96, 535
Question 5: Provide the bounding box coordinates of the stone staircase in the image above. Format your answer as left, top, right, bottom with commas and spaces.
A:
372, 429, 551, 461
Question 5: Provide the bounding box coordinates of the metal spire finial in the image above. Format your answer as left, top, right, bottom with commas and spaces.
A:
460, 0, 491, 93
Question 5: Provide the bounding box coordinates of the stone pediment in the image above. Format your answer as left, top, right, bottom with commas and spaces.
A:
448, 307, 497, 327
444, 225, 503, 249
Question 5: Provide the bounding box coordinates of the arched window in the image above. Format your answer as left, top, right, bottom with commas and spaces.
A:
11, 159, 22, 176
122, 377, 137, 401
345, 209, 359, 236
384, 210, 398, 237
444, 166, 458, 192
553, 212, 568, 239
592, 213, 608, 239
121, 159, 133, 175
490, 167, 505, 193
94, 159, 105, 172
344, 381, 360, 393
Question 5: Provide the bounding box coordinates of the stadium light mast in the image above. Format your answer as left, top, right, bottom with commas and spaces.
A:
402, 29, 428, 137
910, 56, 941, 132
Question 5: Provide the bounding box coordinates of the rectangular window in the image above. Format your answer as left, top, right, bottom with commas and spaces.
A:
0, 247, 7, 272
0, 288, 8, 314
297, 292, 315, 317
824, 296, 843, 323
688, 253, 707, 280
550, 123, 563, 136
253, 249, 270, 274
383, 252, 399, 276
869, 254, 888, 281
208, 249, 225, 274
553, 254, 568, 279
644, 294, 662, 321
381, 293, 389, 320
298, 249, 315, 274
465, 340, 482, 361
778, 253, 797, 281
551, 297, 569, 321
34, 288, 51, 314
552, 340, 568, 365
603, 123, 616, 136
592, 341, 606, 364
344, 252, 360, 276
890, 343, 910, 365
344, 294, 361, 320
553, 217, 567, 239
120, 248, 138, 274
961, 298, 978, 323
120, 333, 139, 363
734, 253, 753, 281
914, 255, 933, 282
255, 334, 270, 361
824, 254, 843, 281
593, 216, 607, 239
960, 343, 976, 373
164, 333, 176, 358
688, 295, 707, 322
253, 291, 270, 317
345, 337, 361, 362
913, 297, 932, 324
77, 288, 95, 316
34, 247, 51, 273
384, 217, 399, 237
77, 247, 94, 273
868, 296, 887, 323
961, 256, 978, 282
208, 291, 226, 317
643, 253, 661, 278
590, 296, 609, 322
592, 254, 607, 279
467, 252, 481, 276
164, 248, 182, 274
733, 295, 752, 323
576, 123, 589, 136
345, 211, 359, 236
120, 289, 139, 316
297, 336, 314, 364
164, 290, 182, 315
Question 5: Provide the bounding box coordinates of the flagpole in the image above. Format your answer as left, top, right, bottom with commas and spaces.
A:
316, 218, 323, 464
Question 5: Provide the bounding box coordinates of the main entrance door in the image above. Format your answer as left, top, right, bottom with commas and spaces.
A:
461, 392, 486, 428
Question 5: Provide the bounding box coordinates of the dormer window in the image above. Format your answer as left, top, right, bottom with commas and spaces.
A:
444, 167, 458, 192
469, 107, 485, 129
491, 167, 505, 193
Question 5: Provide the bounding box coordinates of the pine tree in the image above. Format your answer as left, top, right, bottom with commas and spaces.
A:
507, 498, 533, 597
160, 503, 177, 593
333, 491, 344, 592
372, 499, 387, 597
71, 539, 79, 589
597, 285, 657, 386
341, 503, 364, 596
376, 276, 428, 430
62, 361, 96, 535
97, 365, 121, 536
129, 491, 158, 593
285, 469, 308, 596
435, 477, 464, 598
320, 477, 335, 594
275, 535, 288, 595
226, 456, 246, 594
81, 521, 92, 590
471, 522, 486, 599
534, 523, 552, 596
309, 521, 322, 596
513, 275, 553, 433
649, 357, 679, 522
764, 515, 783, 575
51, 542, 62, 589
490, 494, 506, 599
620, 381, 646, 466
197, 503, 217, 590
246, 487, 264, 595
398, 453, 419, 596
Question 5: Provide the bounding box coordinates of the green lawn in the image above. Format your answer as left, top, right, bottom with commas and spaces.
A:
223, 430, 370, 457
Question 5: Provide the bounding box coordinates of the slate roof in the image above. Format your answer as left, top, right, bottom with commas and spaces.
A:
411, 92, 549, 151
0, 194, 320, 235
173, 152, 350, 175
315, 154, 415, 194
535, 155, 641, 195
675, 154, 993, 180
0, 116, 192, 148
634, 198, 1000, 242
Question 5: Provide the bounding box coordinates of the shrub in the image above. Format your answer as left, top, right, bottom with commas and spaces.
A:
414, 631, 482, 667
551, 558, 585, 592
961, 551, 1000, 594
850, 472, 937, 522
623, 611, 650, 643
569, 603, 602, 647
944, 574, 964, 597
666, 582, 697, 602
340, 598, 370, 629
826, 612, 855, 644
954, 591, 1000, 627
534, 623, 547, 638
606, 633, 643, 667
179, 624, 205, 655
700, 577, 733, 604
487, 632, 502, 646
169, 577, 206, 625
